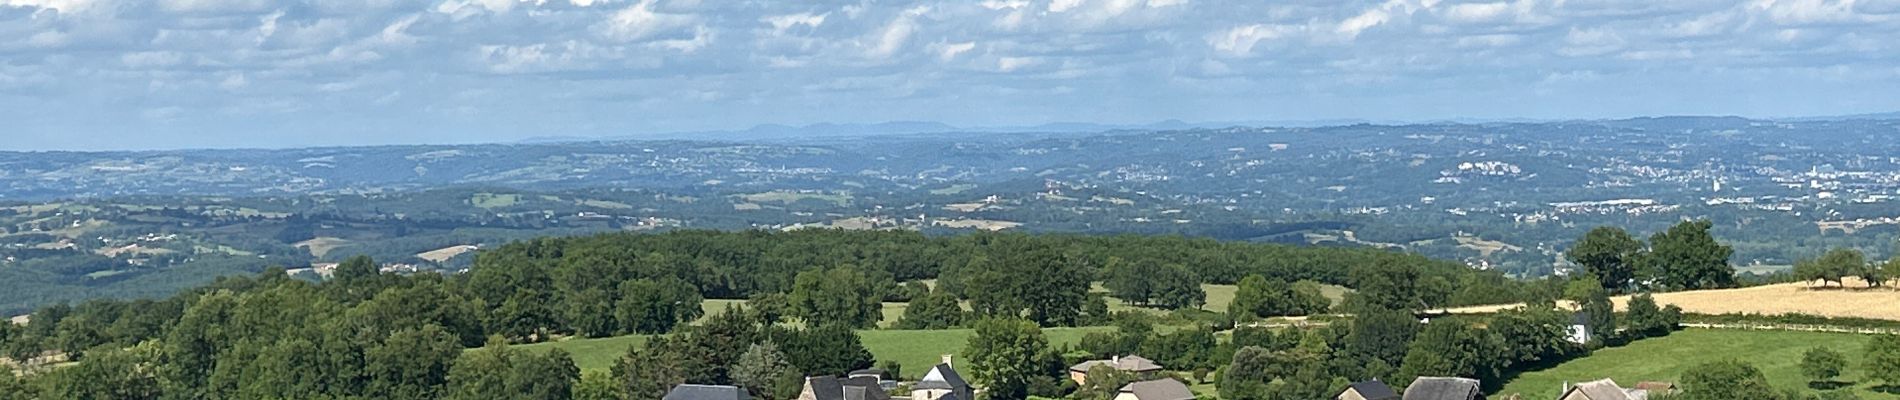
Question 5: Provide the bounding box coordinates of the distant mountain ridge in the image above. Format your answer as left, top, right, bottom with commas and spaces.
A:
520, 112, 1900, 144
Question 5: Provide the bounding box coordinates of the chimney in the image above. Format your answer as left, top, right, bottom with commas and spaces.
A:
941, 354, 953, 368
1112, 355, 1121, 365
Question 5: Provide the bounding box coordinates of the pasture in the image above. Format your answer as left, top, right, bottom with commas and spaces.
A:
1496, 329, 1896, 399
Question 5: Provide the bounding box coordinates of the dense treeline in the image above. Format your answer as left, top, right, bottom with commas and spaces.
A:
0, 229, 1530, 399
459, 229, 1522, 337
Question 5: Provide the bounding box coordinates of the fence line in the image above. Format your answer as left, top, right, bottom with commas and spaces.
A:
1681, 322, 1900, 335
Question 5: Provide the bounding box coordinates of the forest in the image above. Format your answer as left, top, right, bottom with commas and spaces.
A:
0, 221, 1821, 400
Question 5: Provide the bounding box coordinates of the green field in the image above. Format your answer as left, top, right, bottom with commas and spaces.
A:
1099, 283, 1346, 315
515, 334, 650, 373
517, 326, 1112, 378
737, 190, 851, 207
1496, 329, 1894, 399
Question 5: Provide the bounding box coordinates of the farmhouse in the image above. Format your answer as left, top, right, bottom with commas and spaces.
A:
1337, 380, 1400, 400
911, 355, 972, 400
1402, 377, 1481, 400
797, 376, 890, 400
1068, 355, 1164, 384
1566, 312, 1593, 345
1114, 379, 1194, 400
1558, 379, 1646, 400
665, 384, 750, 400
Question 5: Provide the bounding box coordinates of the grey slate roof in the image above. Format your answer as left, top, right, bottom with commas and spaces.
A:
1402, 377, 1480, 400
664, 384, 750, 400
1118, 379, 1195, 400
1344, 380, 1400, 400
1561, 379, 1635, 400
803, 376, 890, 400
913, 363, 970, 391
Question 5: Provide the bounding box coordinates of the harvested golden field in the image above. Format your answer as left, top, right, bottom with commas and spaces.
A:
1613, 278, 1900, 320
1438, 278, 1900, 321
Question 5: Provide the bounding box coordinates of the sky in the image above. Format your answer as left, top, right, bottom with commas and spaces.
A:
2, 0, 1899, 150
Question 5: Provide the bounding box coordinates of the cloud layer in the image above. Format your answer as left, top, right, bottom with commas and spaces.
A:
3, 0, 1899, 149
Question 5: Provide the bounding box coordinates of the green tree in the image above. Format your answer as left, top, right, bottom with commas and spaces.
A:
1074, 365, 1138, 400
1349, 259, 1424, 312
897, 287, 966, 329
363, 325, 462, 400
1397, 321, 1496, 384
779, 324, 874, 377
574, 370, 627, 400
1345, 306, 1418, 381
446, 338, 580, 400
36, 342, 163, 400
509, 348, 581, 400
1624, 293, 1678, 338
1566, 226, 1645, 292
1862, 258, 1890, 288
789, 267, 883, 329
963, 317, 1048, 400
611, 337, 692, 400
1151, 263, 1206, 310
565, 288, 619, 338
1582, 288, 1616, 345
0, 365, 33, 400
1679, 360, 1790, 400
615, 278, 704, 335
1643, 220, 1736, 290
732, 342, 799, 400
1863, 334, 1900, 387
1218, 346, 1273, 400
1102, 257, 1157, 306
1801, 347, 1848, 384
1796, 248, 1865, 287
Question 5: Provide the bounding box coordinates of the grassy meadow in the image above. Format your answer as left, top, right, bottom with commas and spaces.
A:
1496, 329, 1896, 399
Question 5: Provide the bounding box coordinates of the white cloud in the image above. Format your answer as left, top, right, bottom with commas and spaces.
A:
1442, 2, 1510, 23
1049, 0, 1084, 13
997, 56, 1038, 71
1, 0, 95, 13
1336, 8, 1389, 38
935, 41, 977, 61
1747, 0, 1867, 25
601, 0, 695, 42
979, 0, 1027, 10
1209, 24, 1299, 56
864, 6, 929, 59
763, 12, 828, 33
1559, 26, 1625, 57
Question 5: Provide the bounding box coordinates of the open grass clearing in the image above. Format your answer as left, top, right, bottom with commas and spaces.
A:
470, 193, 522, 208
929, 184, 978, 196
1097, 283, 1347, 315
294, 237, 349, 258
1496, 328, 1896, 399
738, 190, 851, 207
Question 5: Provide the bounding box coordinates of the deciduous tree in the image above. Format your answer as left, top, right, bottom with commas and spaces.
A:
1863, 335, 1900, 387
1643, 220, 1736, 290
1801, 347, 1847, 384
1566, 227, 1645, 292
963, 317, 1047, 400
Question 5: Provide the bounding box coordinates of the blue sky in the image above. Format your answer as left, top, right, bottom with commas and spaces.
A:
3, 0, 1899, 150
